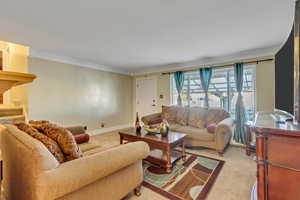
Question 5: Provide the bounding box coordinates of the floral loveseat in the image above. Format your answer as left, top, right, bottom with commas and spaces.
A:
142, 105, 234, 155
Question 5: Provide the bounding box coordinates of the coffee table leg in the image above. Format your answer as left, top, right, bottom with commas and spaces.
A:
182, 141, 186, 161
166, 150, 172, 173
120, 135, 123, 144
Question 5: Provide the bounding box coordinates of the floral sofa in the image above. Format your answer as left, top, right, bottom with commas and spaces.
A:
142, 105, 234, 155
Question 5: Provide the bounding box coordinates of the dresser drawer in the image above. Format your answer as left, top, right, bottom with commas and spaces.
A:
267, 135, 300, 169
268, 165, 300, 200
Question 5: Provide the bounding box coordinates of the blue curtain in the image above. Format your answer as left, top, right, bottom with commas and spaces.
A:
199, 68, 212, 107
233, 63, 248, 144
174, 71, 185, 106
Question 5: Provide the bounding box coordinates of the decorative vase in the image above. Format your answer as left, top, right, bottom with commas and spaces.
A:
160, 120, 169, 137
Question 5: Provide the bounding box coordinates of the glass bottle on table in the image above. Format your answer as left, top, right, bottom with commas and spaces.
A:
135, 112, 141, 133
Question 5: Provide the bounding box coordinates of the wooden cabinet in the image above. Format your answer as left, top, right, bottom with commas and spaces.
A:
248, 112, 300, 200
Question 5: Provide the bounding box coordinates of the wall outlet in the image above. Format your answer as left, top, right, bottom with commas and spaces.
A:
101, 123, 105, 128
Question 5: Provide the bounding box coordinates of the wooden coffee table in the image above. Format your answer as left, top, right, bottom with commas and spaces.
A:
119, 128, 186, 173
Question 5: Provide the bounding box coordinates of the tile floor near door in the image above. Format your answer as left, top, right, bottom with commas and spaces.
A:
91, 131, 256, 200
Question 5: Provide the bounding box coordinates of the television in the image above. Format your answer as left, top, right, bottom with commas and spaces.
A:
294, 0, 300, 122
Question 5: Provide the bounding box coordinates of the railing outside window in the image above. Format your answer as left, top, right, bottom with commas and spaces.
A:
171, 65, 256, 120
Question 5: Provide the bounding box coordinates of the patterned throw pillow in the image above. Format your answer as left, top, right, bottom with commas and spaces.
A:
161, 105, 178, 123
205, 108, 230, 126
29, 120, 49, 125
188, 107, 208, 128
32, 123, 83, 161
14, 122, 65, 163
176, 106, 189, 126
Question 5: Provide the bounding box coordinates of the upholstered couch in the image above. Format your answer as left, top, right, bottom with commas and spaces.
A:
0, 124, 150, 200
142, 106, 234, 155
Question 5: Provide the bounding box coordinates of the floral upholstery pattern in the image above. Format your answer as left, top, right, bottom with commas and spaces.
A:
176, 106, 189, 125
187, 107, 208, 128
205, 108, 230, 126
14, 122, 65, 163
143, 105, 233, 154
29, 120, 49, 125
32, 122, 83, 161
161, 105, 178, 123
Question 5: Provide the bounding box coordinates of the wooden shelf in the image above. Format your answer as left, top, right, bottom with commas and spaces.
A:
0, 71, 36, 93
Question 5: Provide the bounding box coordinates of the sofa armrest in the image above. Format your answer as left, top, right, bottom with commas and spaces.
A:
215, 118, 234, 152
39, 141, 150, 200
141, 113, 162, 125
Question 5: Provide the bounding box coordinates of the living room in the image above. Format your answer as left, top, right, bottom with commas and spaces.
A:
0, 1, 298, 200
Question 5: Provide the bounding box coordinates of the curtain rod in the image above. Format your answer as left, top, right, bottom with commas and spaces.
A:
161, 58, 274, 75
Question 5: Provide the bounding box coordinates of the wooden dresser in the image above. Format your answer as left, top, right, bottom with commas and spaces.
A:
248, 112, 300, 200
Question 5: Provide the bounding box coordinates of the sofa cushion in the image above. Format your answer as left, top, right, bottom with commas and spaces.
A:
14, 122, 65, 163
169, 123, 181, 131
32, 123, 83, 161
79, 141, 102, 153
161, 105, 178, 123
82, 144, 121, 156
176, 106, 189, 125
170, 124, 214, 141
205, 108, 230, 126
187, 107, 208, 128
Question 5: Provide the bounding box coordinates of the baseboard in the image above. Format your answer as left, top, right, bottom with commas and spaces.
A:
86, 123, 133, 136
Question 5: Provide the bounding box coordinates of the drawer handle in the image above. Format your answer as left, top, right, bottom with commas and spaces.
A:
268, 162, 300, 172
255, 158, 300, 172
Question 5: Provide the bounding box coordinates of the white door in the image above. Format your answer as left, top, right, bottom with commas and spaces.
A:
136, 77, 157, 118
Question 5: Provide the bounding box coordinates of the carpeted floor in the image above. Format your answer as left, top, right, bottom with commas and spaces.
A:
90, 130, 256, 200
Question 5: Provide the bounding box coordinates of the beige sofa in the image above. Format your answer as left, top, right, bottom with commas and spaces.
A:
142, 106, 234, 155
0, 124, 150, 200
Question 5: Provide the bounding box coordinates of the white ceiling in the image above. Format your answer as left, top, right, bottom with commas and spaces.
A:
0, 0, 295, 75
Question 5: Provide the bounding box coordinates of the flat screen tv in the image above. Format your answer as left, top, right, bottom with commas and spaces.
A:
294, 0, 300, 122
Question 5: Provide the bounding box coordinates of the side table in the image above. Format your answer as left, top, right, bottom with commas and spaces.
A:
245, 121, 256, 156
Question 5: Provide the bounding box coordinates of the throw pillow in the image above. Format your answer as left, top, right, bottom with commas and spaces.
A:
188, 107, 208, 128
14, 122, 65, 163
74, 133, 90, 144
149, 118, 163, 125
161, 105, 178, 123
65, 126, 86, 136
206, 123, 217, 134
29, 120, 50, 124
33, 123, 83, 161
205, 108, 230, 126
176, 106, 189, 126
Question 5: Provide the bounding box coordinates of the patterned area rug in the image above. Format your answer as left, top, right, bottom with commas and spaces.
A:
143, 151, 224, 200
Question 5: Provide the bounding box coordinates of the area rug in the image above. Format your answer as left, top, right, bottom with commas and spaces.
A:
143, 151, 224, 200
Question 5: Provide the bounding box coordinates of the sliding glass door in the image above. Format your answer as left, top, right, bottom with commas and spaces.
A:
171, 65, 256, 120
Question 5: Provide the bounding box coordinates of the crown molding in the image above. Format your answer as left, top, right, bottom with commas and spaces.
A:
29, 48, 131, 75
30, 44, 282, 76
132, 45, 281, 75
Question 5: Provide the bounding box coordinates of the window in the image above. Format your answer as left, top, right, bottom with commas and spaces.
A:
171, 65, 256, 120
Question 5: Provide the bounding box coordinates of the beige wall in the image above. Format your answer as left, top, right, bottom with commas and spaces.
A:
28, 58, 133, 130
256, 60, 275, 112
